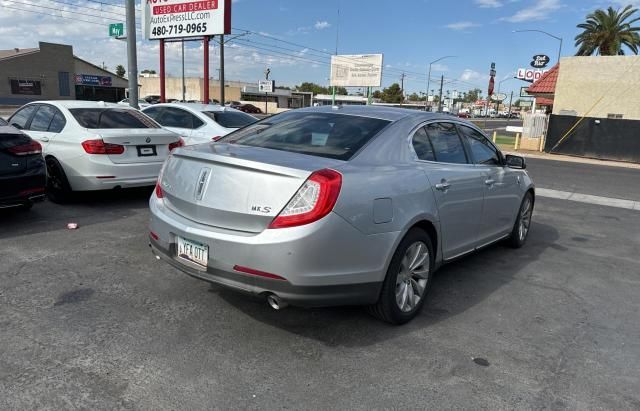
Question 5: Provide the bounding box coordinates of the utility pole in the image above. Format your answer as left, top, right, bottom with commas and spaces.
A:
437, 74, 444, 112
181, 40, 186, 101
400, 73, 406, 106
506, 90, 514, 126
264, 68, 271, 115
125, 0, 138, 109
219, 35, 225, 104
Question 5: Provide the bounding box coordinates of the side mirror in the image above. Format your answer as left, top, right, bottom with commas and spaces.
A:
505, 154, 526, 169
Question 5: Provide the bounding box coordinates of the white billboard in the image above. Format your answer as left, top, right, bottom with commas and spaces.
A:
142, 0, 231, 40
330, 54, 383, 87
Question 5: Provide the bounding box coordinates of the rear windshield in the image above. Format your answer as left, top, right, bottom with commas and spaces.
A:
219, 112, 390, 160
203, 111, 257, 128
69, 108, 160, 129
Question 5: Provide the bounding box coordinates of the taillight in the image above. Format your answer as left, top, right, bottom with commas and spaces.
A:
169, 138, 185, 151
268, 169, 342, 229
81, 139, 125, 155
7, 140, 42, 156
155, 155, 169, 199
155, 182, 164, 198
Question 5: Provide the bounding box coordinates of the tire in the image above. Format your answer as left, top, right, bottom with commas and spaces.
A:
46, 157, 72, 204
507, 192, 534, 248
369, 228, 434, 325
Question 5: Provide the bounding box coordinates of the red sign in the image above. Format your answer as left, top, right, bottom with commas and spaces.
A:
488, 76, 495, 97
153, 0, 218, 15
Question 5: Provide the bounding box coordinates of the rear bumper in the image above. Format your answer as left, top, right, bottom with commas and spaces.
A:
149, 239, 381, 307
148, 194, 397, 307
66, 158, 163, 191
0, 166, 46, 207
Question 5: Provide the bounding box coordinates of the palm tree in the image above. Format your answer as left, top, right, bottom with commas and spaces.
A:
575, 5, 640, 55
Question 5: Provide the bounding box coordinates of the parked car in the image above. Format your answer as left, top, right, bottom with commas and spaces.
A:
143, 95, 161, 104
8, 101, 182, 203
457, 112, 470, 119
0, 118, 46, 210
236, 104, 263, 114
118, 98, 151, 109
149, 106, 534, 324
142, 103, 258, 145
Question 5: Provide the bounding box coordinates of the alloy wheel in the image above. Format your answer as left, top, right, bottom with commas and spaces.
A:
395, 241, 430, 313
519, 196, 532, 241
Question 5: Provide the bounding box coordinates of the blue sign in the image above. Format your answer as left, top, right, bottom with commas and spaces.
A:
75, 74, 112, 87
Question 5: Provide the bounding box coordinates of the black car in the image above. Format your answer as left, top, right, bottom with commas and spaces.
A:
0, 118, 46, 210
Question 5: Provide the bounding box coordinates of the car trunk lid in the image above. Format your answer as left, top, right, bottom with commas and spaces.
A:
96, 128, 180, 164
160, 143, 343, 233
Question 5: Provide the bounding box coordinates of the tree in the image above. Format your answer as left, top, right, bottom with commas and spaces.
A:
141, 69, 157, 74
380, 83, 404, 104
575, 5, 640, 55
372, 90, 382, 99
295, 82, 348, 95
463, 88, 482, 103
115, 64, 126, 77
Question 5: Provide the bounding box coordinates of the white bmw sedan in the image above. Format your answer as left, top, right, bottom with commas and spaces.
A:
8, 101, 182, 202
142, 103, 258, 146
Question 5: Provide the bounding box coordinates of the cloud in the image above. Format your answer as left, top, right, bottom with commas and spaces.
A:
445, 21, 481, 30
314, 21, 331, 30
475, 0, 503, 8
502, 0, 563, 22
460, 69, 487, 83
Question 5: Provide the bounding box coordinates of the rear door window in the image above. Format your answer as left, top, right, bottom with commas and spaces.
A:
142, 107, 164, 121
70, 108, 159, 129
48, 112, 66, 133
9, 105, 37, 130
424, 122, 469, 164
29, 105, 57, 132
204, 111, 257, 128
220, 112, 390, 161
157, 107, 195, 129
412, 127, 436, 161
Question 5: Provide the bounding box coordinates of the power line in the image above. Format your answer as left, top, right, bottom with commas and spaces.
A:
41, 0, 128, 18
4, 0, 123, 23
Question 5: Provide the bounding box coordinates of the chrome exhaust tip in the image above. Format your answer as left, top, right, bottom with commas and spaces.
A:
266, 294, 288, 310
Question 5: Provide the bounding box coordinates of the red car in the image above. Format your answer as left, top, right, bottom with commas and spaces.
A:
235, 104, 263, 114
457, 112, 471, 119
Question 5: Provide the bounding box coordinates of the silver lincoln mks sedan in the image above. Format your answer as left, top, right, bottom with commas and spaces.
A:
149, 106, 534, 324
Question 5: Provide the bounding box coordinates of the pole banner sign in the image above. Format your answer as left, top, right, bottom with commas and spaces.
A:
142, 0, 231, 40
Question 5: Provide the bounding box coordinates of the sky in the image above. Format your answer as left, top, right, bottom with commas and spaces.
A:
0, 0, 635, 97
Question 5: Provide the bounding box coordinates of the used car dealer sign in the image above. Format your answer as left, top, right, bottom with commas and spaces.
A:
142, 0, 231, 40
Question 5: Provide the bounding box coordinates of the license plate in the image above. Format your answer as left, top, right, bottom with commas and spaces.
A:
176, 236, 209, 267
137, 145, 157, 157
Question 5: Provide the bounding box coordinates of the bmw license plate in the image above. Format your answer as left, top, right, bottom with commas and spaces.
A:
176, 236, 208, 267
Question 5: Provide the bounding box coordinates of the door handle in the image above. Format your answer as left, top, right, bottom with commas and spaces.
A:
485, 179, 495, 186
435, 182, 451, 191
40, 137, 50, 142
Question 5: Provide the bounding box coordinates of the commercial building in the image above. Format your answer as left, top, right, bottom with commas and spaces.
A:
0, 42, 128, 106
532, 56, 640, 163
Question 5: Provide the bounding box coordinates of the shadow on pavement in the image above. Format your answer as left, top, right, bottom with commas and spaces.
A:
0, 187, 153, 239
217, 220, 559, 348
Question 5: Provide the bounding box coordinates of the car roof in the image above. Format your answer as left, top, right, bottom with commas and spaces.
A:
143, 102, 238, 113
294, 105, 454, 122
28, 100, 124, 109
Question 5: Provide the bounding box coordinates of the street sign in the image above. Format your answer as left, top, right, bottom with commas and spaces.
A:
330, 54, 383, 87
258, 80, 275, 93
520, 87, 533, 98
109, 23, 124, 37
491, 93, 507, 101
142, 0, 232, 40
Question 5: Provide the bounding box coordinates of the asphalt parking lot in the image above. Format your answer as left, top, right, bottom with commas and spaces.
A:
1, 158, 639, 409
